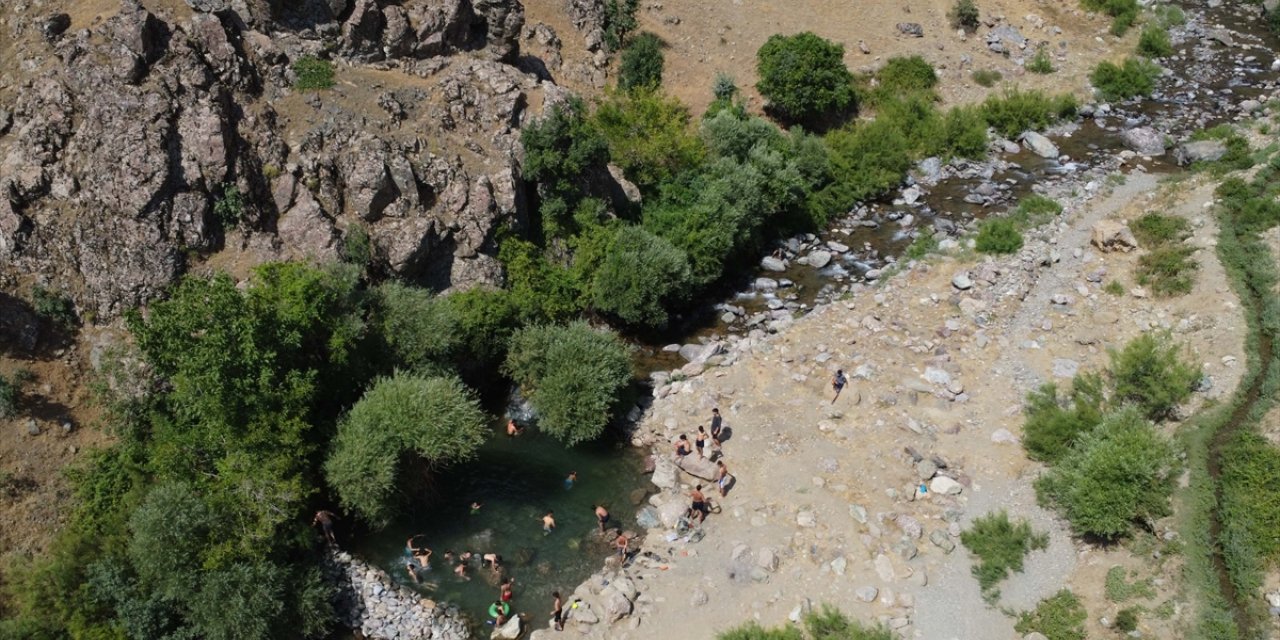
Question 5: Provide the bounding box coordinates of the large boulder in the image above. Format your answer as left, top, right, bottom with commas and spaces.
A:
1091, 220, 1139, 253
1021, 131, 1059, 159
677, 454, 719, 481
1174, 140, 1228, 165
1121, 126, 1166, 156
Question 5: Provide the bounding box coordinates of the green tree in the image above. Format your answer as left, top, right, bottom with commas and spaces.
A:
1035, 407, 1176, 539
875, 55, 938, 98
619, 32, 664, 91
372, 282, 460, 373
1108, 331, 1200, 420
949, 0, 981, 32
756, 32, 856, 123
807, 119, 912, 223
588, 225, 692, 327
505, 322, 633, 445
594, 89, 705, 189
521, 97, 611, 237
324, 372, 488, 526
1090, 57, 1161, 101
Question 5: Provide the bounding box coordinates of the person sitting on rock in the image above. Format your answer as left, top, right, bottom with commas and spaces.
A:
674, 434, 691, 458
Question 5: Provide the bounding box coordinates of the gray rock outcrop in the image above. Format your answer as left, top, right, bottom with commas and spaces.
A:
1021, 131, 1059, 159
1121, 126, 1166, 156
323, 549, 468, 640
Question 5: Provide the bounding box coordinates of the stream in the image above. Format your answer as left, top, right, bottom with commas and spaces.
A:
358, 0, 1280, 632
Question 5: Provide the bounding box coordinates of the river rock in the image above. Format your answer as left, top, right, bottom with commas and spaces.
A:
874, 554, 896, 582
491, 616, 523, 639
1090, 220, 1138, 252
600, 585, 633, 622
1021, 131, 1059, 159
651, 456, 679, 490
635, 506, 662, 529
986, 25, 1026, 54
897, 22, 924, 37
1174, 140, 1228, 165
929, 529, 956, 553
677, 454, 720, 480
856, 586, 879, 602
761, 256, 787, 272
1121, 126, 1166, 156
755, 277, 779, 292
951, 272, 973, 290
656, 498, 689, 528
806, 250, 833, 268
930, 476, 963, 495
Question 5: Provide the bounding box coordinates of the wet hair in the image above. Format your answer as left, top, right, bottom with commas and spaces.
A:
553, 591, 561, 598
696, 484, 703, 490
546, 510, 554, 516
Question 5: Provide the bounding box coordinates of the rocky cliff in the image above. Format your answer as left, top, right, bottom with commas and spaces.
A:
0, 0, 583, 319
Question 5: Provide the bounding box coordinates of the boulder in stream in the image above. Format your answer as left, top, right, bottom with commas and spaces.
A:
1174, 140, 1228, 165
1021, 131, 1059, 159
1121, 126, 1166, 156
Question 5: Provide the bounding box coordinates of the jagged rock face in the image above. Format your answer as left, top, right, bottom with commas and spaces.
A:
0, 0, 538, 319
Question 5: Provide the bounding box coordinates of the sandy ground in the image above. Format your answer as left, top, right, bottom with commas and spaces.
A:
554, 171, 1246, 640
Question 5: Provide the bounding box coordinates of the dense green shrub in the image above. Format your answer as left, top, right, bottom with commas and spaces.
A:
0, 373, 17, 418
1137, 25, 1173, 57
1130, 212, 1190, 247
1080, 0, 1139, 36
521, 97, 611, 236
439, 287, 521, 368
292, 55, 335, 90
498, 237, 585, 322
876, 55, 938, 97
1137, 245, 1197, 295
949, 0, 981, 32
960, 511, 1049, 597
1015, 590, 1087, 640
213, 182, 244, 227
807, 120, 912, 222
715, 606, 896, 640
588, 225, 692, 327
619, 32, 664, 91
939, 105, 991, 159
717, 623, 804, 640
1115, 607, 1140, 632
981, 88, 1078, 138
594, 89, 705, 189
341, 224, 373, 267
602, 0, 639, 52
1022, 374, 1107, 463
1090, 57, 1161, 101
877, 94, 943, 155
972, 69, 1002, 87
325, 372, 487, 526
1010, 194, 1064, 227
975, 218, 1024, 254
1026, 48, 1055, 74
756, 32, 856, 123
713, 73, 738, 101
373, 282, 461, 373
1035, 406, 1176, 539
1108, 331, 1201, 420
504, 322, 632, 444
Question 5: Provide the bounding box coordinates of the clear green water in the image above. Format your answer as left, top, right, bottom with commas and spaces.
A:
357, 416, 646, 631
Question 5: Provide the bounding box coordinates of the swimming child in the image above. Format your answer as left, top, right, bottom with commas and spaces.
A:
542, 510, 556, 534
564, 471, 577, 490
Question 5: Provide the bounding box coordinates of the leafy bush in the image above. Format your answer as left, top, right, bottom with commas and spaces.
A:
940, 105, 991, 159
1115, 607, 1140, 632
960, 511, 1049, 596
1016, 590, 1087, 640
876, 55, 938, 97
1081, 0, 1139, 36
292, 55, 335, 90
1108, 331, 1201, 420
715, 606, 896, 640
1090, 57, 1161, 101
972, 69, 1002, 87
1155, 5, 1185, 27
325, 372, 487, 526
949, 0, 981, 32
1105, 566, 1155, 602
1026, 48, 1055, 74
602, 0, 639, 52
1137, 25, 1173, 57
213, 182, 244, 227
876, 94, 943, 156
975, 218, 1024, 254
499, 236, 586, 323
619, 32, 664, 91
982, 88, 1078, 138
372, 282, 461, 372
505, 322, 633, 444
594, 89, 704, 189
521, 97, 611, 237
756, 32, 856, 123
713, 73, 738, 101
588, 225, 692, 327
717, 623, 804, 640
807, 119, 912, 221
0, 373, 17, 418
1035, 406, 1176, 539
439, 287, 520, 368
1130, 212, 1190, 247
1022, 374, 1107, 463
1010, 194, 1064, 226
31, 285, 77, 329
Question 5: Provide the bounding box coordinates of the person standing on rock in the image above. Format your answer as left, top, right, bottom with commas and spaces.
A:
831, 369, 848, 404
695, 426, 708, 458
551, 591, 565, 631
689, 485, 709, 523
614, 532, 630, 558
594, 504, 610, 533
716, 460, 732, 497
710, 408, 724, 444
312, 509, 338, 545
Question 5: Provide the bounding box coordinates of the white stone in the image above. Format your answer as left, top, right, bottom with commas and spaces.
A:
930, 476, 964, 495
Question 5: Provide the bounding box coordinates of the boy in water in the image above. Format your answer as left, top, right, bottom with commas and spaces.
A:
594, 504, 610, 533
542, 510, 556, 534
564, 470, 577, 490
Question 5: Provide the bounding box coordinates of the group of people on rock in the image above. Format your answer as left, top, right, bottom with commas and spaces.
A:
672, 408, 735, 524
